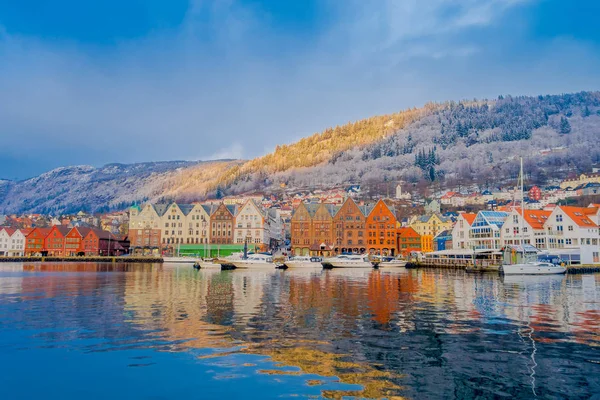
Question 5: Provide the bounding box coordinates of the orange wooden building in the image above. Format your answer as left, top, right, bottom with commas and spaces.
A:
396, 227, 421, 257
366, 199, 398, 256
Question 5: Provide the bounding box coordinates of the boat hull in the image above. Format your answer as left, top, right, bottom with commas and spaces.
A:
163, 257, 199, 264
502, 264, 566, 275
284, 261, 322, 269
199, 262, 221, 269
327, 261, 373, 268
377, 261, 407, 268
232, 261, 276, 270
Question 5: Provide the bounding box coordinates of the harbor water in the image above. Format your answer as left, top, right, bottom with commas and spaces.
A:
0, 262, 599, 399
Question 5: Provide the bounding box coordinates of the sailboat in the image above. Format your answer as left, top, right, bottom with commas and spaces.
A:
500, 158, 566, 275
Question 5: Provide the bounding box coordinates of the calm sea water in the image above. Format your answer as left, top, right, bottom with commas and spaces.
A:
0, 263, 599, 399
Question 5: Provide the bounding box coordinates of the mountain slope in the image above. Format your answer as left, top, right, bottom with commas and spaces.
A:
2, 91, 599, 214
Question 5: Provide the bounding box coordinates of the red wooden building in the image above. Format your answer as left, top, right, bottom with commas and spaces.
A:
44, 226, 70, 256
24, 227, 51, 256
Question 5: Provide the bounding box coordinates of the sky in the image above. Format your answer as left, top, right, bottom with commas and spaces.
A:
1, 0, 599, 180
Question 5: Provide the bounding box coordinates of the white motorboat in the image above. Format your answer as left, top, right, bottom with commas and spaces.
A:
284, 256, 322, 269
324, 254, 373, 268
232, 253, 276, 270
163, 256, 200, 264
198, 258, 221, 269
501, 261, 566, 275
376, 257, 407, 268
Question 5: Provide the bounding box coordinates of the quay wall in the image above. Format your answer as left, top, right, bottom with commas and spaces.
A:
406, 261, 600, 274
0, 256, 163, 263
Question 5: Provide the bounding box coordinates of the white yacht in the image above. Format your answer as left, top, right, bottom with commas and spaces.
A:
284, 256, 322, 269
232, 253, 276, 270
376, 257, 407, 268
323, 254, 373, 268
501, 261, 566, 275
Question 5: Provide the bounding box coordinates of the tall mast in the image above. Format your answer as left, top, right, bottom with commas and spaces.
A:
520, 157, 525, 246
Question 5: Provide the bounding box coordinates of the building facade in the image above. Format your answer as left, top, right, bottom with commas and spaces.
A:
366, 200, 398, 256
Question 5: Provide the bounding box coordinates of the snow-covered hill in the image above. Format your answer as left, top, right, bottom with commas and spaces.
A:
2, 91, 599, 214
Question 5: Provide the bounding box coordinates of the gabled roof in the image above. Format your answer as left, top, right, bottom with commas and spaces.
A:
178, 204, 195, 216
1, 227, 16, 236
225, 204, 237, 216
516, 209, 551, 230
152, 203, 169, 217
435, 230, 452, 239
359, 204, 375, 217
559, 206, 598, 227
202, 204, 215, 215
397, 226, 420, 237
50, 225, 71, 236
461, 213, 477, 225
27, 227, 51, 237
305, 203, 320, 217
70, 227, 92, 237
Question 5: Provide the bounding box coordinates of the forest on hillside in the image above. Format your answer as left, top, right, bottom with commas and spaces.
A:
217, 92, 600, 197
2, 91, 599, 214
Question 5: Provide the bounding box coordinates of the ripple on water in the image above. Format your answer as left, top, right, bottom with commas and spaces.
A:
0, 263, 599, 399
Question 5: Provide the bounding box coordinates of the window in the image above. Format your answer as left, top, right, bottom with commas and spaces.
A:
568, 226, 573, 231
556, 215, 563, 222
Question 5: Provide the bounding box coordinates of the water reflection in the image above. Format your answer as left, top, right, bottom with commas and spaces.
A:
0, 262, 599, 399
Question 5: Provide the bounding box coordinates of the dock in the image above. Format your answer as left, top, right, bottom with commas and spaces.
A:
0, 256, 163, 263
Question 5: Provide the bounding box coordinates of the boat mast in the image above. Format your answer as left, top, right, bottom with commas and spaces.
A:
520, 157, 525, 246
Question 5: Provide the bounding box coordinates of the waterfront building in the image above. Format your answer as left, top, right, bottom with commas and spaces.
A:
0, 227, 14, 256
452, 213, 476, 250
25, 227, 51, 256
434, 230, 453, 251
129, 204, 163, 255
209, 203, 236, 245
82, 229, 128, 256
409, 213, 453, 253
500, 209, 551, 249
468, 211, 509, 250
308, 203, 336, 256
290, 202, 313, 256
234, 200, 269, 250
333, 198, 368, 254
396, 227, 421, 257
366, 200, 398, 256
44, 225, 70, 256
64, 227, 92, 256
544, 206, 599, 264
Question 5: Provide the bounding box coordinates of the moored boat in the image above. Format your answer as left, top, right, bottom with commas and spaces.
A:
376, 256, 407, 268
232, 253, 276, 270
284, 256, 322, 269
323, 254, 373, 268
501, 261, 566, 275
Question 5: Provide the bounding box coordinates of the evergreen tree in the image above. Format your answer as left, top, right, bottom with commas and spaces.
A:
429, 166, 436, 182
559, 117, 571, 134
583, 106, 591, 117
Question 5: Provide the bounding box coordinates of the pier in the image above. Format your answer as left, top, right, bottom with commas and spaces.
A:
0, 256, 163, 263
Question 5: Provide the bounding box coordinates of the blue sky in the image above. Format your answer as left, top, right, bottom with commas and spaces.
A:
1, 0, 599, 180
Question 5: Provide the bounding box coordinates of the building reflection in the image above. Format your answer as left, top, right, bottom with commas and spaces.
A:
2, 262, 599, 399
